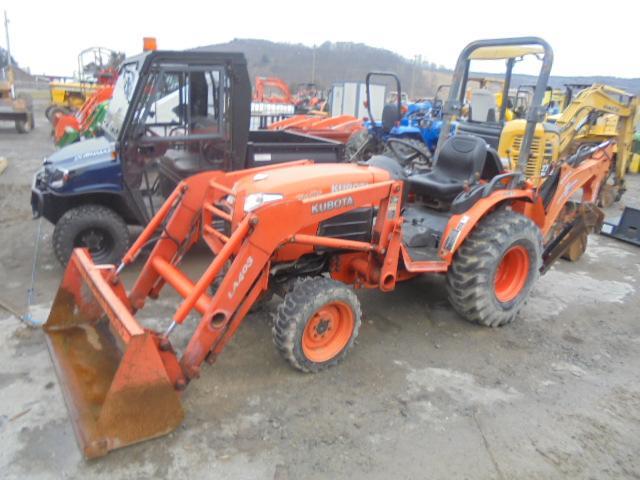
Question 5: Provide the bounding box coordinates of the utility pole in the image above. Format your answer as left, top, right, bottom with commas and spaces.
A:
409, 54, 418, 100
3, 11, 11, 68
3, 10, 14, 94
311, 45, 317, 84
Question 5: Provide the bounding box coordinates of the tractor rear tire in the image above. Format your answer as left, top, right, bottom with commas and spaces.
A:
345, 129, 374, 162
46, 106, 71, 125
53, 205, 130, 266
272, 277, 361, 373
44, 105, 56, 121
446, 208, 542, 327
383, 137, 432, 166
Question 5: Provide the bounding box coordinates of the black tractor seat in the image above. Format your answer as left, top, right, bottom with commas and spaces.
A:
407, 135, 500, 202
381, 103, 400, 133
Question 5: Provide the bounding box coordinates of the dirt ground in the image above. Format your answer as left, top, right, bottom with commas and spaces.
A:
1, 100, 640, 480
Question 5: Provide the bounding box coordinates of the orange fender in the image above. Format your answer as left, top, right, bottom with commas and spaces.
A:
438, 189, 537, 264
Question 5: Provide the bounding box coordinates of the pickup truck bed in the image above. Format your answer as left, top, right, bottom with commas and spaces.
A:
246, 130, 345, 167
156, 130, 345, 200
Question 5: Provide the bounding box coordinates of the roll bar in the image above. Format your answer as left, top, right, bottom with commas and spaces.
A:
436, 37, 554, 176
365, 71, 402, 130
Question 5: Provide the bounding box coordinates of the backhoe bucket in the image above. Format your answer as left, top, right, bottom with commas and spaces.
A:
43, 249, 184, 458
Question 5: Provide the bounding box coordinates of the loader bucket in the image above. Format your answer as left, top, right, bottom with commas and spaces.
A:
43, 249, 184, 458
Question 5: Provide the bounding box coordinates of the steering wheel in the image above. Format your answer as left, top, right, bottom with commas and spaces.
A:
386, 138, 432, 167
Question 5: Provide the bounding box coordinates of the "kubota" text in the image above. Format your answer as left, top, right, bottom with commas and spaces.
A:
311, 196, 354, 214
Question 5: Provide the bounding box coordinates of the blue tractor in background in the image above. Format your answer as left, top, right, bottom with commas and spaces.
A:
394, 98, 443, 152
345, 72, 444, 163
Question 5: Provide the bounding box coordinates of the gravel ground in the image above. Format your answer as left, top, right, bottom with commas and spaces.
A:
1, 99, 639, 479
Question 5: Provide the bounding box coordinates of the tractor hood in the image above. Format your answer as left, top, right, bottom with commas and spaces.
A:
229, 163, 391, 214
44, 137, 115, 171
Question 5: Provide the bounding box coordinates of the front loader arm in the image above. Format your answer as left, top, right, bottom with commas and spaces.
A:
128, 172, 219, 310
126, 161, 315, 310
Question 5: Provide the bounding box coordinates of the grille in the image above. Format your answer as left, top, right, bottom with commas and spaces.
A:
211, 202, 232, 236
510, 135, 555, 179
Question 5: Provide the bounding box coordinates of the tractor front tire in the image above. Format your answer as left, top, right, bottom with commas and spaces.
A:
273, 277, 361, 373
446, 208, 542, 327
53, 205, 130, 266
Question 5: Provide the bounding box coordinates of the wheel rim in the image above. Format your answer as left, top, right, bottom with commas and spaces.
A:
74, 228, 113, 260
302, 301, 354, 363
494, 245, 530, 303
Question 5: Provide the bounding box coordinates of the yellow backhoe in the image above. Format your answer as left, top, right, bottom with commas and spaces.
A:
499, 84, 638, 205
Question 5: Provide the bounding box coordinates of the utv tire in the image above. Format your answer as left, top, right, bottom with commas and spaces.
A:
53, 205, 130, 266
446, 208, 542, 327
272, 277, 361, 373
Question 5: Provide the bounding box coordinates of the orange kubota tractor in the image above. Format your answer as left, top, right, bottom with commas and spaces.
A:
268, 114, 364, 143
44, 38, 613, 458
253, 76, 294, 104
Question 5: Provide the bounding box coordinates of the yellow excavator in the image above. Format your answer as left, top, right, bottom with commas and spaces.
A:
499, 84, 638, 205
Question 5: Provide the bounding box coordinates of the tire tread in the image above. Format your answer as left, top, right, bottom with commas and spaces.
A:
272, 277, 361, 373
446, 208, 542, 327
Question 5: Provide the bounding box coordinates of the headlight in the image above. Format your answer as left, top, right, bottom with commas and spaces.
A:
243, 192, 283, 213
48, 168, 69, 189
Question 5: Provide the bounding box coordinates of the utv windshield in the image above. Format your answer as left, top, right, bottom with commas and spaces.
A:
102, 61, 140, 139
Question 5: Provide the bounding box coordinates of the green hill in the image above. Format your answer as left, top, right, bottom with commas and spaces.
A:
194, 39, 640, 97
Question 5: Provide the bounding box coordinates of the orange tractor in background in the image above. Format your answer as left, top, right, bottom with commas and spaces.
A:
268, 114, 364, 143
293, 82, 328, 115
51, 84, 114, 146
253, 76, 295, 104
43, 37, 613, 458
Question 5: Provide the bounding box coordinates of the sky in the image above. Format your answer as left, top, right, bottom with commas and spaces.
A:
2, 0, 638, 79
